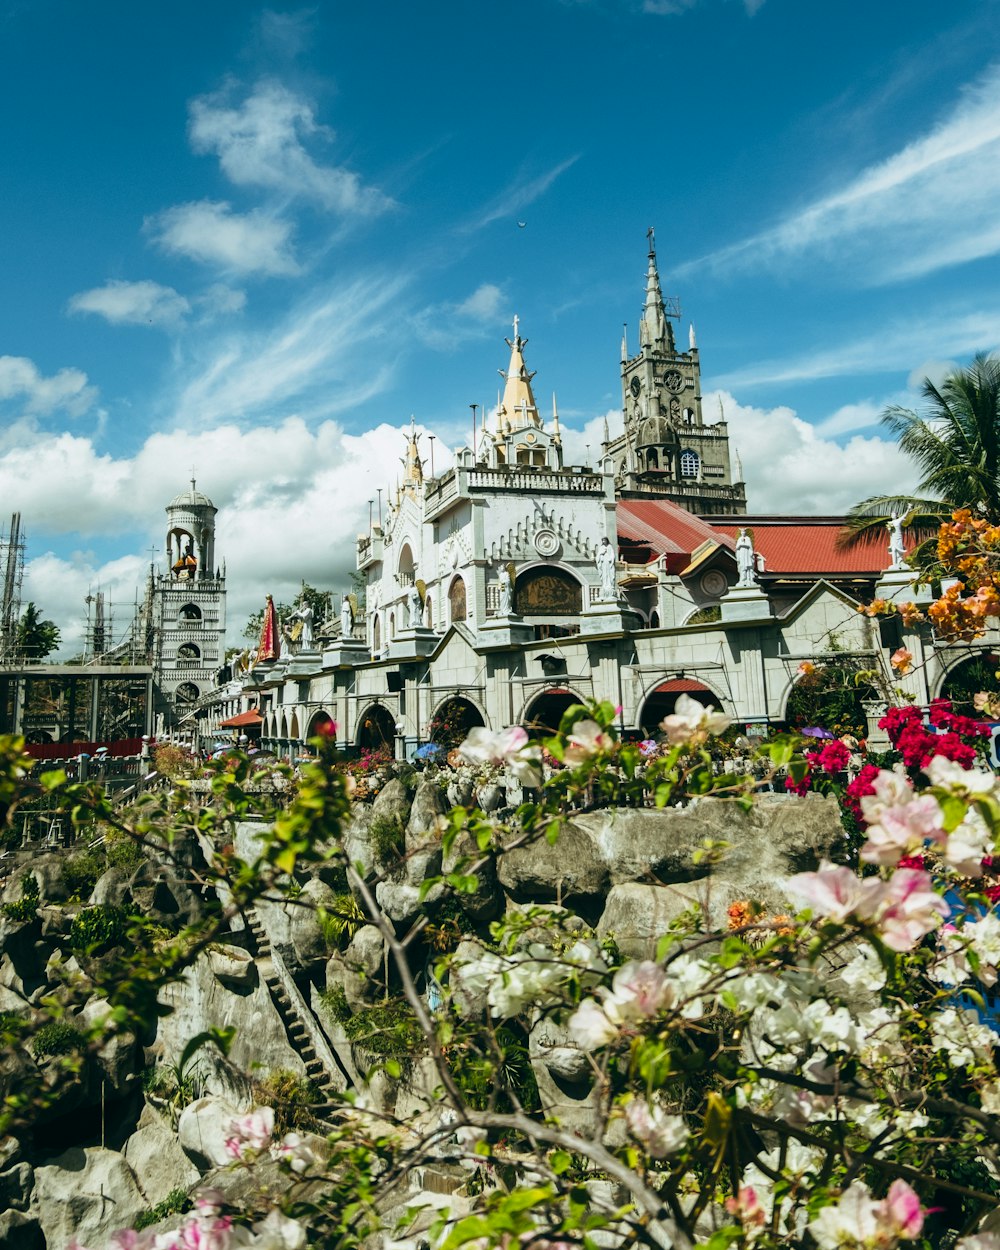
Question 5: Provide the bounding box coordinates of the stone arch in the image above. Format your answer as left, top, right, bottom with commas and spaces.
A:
649, 610, 660, 629
279, 713, 288, 738
307, 710, 335, 738
935, 650, 999, 713
177, 641, 201, 661
448, 576, 467, 623
356, 703, 396, 752
427, 695, 486, 749
513, 565, 582, 616
179, 603, 202, 621
389, 611, 396, 639
175, 681, 200, 706
680, 449, 700, 479
425, 594, 433, 628
289, 712, 300, 739
637, 677, 725, 737
373, 614, 381, 653
521, 686, 587, 736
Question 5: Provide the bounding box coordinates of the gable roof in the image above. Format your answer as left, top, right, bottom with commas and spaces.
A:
710, 517, 889, 576
616, 499, 732, 572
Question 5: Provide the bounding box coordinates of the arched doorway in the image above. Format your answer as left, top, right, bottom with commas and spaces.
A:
939, 652, 999, 716
523, 688, 584, 736
307, 710, 335, 739
356, 704, 396, 753
428, 696, 485, 749
639, 678, 722, 736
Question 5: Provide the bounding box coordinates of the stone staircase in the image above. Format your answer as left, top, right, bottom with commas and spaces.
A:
241, 906, 343, 1109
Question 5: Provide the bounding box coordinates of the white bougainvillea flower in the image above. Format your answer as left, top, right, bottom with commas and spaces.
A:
624, 1098, 688, 1157
272, 1131, 320, 1175
567, 996, 620, 1048
807, 1178, 925, 1250
659, 693, 730, 745
786, 862, 876, 924
563, 718, 614, 766
252, 1208, 308, 1249
602, 960, 674, 1022
867, 868, 949, 951
458, 725, 542, 786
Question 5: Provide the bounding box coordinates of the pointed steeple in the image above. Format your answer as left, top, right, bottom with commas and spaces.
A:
639, 228, 675, 353
621, 323, 628, 363
497, 315, 542, 431
689, 322, 697, 351
400, 417, 423, 495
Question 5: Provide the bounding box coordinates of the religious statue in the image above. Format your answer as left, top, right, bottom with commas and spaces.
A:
341, 594, 354, 639
289, 597, 314, 649
887, 514, 906, 569
735, 528, 755, 587
407, 583, 423, 628
596, 536, 617, 601
498, 564, 514, 615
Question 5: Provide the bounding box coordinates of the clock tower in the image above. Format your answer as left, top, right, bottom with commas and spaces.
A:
607, 231, 746, 516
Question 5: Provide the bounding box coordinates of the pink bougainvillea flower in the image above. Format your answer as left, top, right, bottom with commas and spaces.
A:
224, 1106, 274, 1160
563, 719, 614, 766
659, 693, 730, 746
458, 725, 543, 786
624, 1098, 688, 1157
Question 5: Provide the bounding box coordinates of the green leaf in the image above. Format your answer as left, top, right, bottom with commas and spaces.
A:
549, 1148, 573, 1174
384, 1058, 402, 1079
39, 769, 66, 791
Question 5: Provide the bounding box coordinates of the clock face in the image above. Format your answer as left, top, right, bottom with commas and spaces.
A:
664, 370, 683, 392
629, 376, 641, 397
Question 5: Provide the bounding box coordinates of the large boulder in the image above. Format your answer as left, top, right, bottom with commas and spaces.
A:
128, 862, 204, 927
209, 943, 258, 991
177, 1095, 241, 1172
497, 821, 609, 904
288, 877, 338, 973
371, 779, 412, 829
35, 1147, 147, 1250
0, 1158, 33, 1213
78, 997, 138, 1094
0, 1209, 43, 1250
89, 865, 134, 909
124, 1108, 200, 1205
341, 804, 376, 880
406, 780, 447, 842
596, 883, 697, 958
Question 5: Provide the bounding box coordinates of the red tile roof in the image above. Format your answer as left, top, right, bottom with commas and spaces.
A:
615, 501, 892, 576
710, 517, 889, 575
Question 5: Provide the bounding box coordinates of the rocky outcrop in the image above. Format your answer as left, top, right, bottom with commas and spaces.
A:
34, 1147, 147, 1250
124, 1105, 200, 1205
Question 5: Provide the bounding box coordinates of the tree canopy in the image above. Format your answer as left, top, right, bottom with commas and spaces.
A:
16, 601, 60, 661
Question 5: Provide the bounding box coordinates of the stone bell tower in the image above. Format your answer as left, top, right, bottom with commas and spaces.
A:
152, 480, 227, 721
607, 231, 746, 516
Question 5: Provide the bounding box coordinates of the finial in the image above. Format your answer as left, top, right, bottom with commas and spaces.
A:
603, 415, 610, 445
689, 323, 697, 350
647, 225, 656, 257
734, 446, 744, 482
621, 323, 628, 363
512, 312, 520, 342
718, 396, 725, 423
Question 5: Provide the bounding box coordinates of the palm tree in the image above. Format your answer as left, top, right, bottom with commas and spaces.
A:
16, 602, 61, 661
839, 352, 1000, 555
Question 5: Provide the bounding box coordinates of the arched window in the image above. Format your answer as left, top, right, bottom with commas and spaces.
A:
398, 543, 415, 587
179, 603, 202, 621
389, 612, 396, 639
513, 566, 582, 616
425, 595, 433, 628
372, 615, 381, 653
448, 577, 467, 623
177, 641, 201, 661
680, 450, 700, 479
428, 697, 485, 749
175, 681, 200, 705
683, 408, 694, 426
646, 449, 659, 470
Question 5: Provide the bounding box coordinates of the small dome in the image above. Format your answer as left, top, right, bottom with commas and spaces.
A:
167, 481, 215, 510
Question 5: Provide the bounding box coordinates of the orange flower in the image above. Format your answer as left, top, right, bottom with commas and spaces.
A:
890, 647, 914, 675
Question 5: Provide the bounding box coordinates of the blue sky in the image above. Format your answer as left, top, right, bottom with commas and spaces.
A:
2, 0, 1000, 651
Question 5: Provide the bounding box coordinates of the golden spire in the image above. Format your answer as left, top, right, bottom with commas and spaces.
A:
400, 417, 424, 495
497, 315, 542, 432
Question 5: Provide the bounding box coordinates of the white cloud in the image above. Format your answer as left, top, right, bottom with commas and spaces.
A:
710, 390, 918, 513
711, 306, 1000, 390
173, 272, 405, 425
69, 279, 191, 326
416, 282, 509, 350
196, 284, 247, 318
4, 418, 453, 657
0, 355, 96, 417
685, 62, 1000, 284
148, 200, 300, 276
467, 156, 579, 231
188, 80, 392, 215
559, 408, 622, 467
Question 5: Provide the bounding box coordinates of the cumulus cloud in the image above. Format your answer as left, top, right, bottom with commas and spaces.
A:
148, 200, 300, 276
0, 355, 96, 418
685, 62, 1000, 285
69, 279, 191, 326
415, 282, 509, 350
5, 418, 453, 657
188, 80, 392, 215
709, 390, 918, 513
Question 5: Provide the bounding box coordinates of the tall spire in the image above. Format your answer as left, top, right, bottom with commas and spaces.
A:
497, 315, 542, 431
400, 418, 423, 494
639, 228, 675, 353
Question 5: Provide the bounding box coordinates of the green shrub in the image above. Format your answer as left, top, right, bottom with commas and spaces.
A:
252, 1070, 324, 1134
449, 1023, 539, 1114
60, 851, 105, 900
33, 1020, 84, 1056
1, 872, 39, 922
317, 894, 365, 952
69, 904, 130, 952
134, 1189, 190, 1231
319, 982, 350, 1024
329, 999, 424, 1075
369, 813, 405, 867
105, 832, 144, 870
